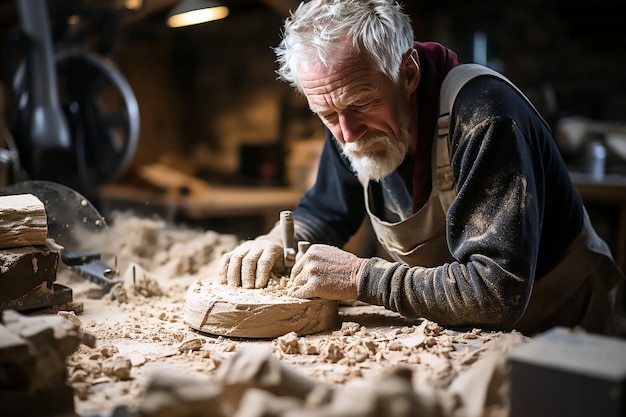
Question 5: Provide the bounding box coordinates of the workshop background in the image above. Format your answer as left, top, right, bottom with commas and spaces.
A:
0, 0, 625, 258
0, 2, 625, 416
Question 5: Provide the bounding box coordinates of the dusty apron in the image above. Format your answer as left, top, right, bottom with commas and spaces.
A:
362, 64, 624, 335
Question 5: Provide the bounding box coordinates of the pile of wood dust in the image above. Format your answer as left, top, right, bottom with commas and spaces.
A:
51, 212, 527, 417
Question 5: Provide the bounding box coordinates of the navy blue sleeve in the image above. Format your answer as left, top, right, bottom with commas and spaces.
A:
292, 130, 367, 246
358, 77, 583, 330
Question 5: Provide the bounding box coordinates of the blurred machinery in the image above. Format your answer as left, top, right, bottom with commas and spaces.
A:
556, 115, 626, 178
3, 0, 140, 198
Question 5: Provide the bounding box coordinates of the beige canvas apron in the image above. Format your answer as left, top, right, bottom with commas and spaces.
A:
362, 64, 624, 335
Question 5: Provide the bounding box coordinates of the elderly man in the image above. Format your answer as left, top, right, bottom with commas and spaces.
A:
219, 0, 623, 335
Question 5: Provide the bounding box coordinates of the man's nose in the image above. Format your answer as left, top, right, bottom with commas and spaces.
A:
338, 111, 366, 143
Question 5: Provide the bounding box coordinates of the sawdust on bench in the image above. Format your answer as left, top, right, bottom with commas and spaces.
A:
54, 212, 526, 416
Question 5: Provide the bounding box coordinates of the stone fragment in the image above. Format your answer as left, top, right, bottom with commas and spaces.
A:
137, 368, 227, 417
2, 311, 95, 392
184, 280, 339, 338
0, 309, 97, 417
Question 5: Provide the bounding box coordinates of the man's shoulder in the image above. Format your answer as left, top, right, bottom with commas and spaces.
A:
453, 75, 531, 119
439, 64, 505, 112
448, 72, 552, 144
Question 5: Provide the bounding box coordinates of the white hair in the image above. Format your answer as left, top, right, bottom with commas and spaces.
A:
274, 0, 414, 93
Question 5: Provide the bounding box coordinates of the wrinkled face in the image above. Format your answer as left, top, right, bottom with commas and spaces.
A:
298, 44, 413, 182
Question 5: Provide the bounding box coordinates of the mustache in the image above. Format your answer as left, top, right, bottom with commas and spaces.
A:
343, 135, 389, 154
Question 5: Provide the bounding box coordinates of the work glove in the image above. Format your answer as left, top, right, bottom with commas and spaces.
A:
218, 227, 286, 289
287, 244, 368, 300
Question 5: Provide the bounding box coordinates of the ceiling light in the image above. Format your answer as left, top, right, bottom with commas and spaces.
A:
167, 0, 229, 28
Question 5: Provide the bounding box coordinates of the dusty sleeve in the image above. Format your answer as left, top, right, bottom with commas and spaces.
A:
358, 114, 540, 330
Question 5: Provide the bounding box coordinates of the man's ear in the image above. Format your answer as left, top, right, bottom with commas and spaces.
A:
401, 48, 420, 97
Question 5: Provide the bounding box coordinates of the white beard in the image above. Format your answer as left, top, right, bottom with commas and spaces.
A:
342, 128, 410, 183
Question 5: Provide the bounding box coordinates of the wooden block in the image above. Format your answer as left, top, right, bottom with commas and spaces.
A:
0, 194, 48, 249
0, 246, 59, 306
3, 283, 72, 313
184, 280, 339, 339
508, 327, 626, 417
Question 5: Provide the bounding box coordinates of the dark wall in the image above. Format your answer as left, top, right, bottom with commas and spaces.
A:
1, 0, 625, 183
411, 0, 626, 122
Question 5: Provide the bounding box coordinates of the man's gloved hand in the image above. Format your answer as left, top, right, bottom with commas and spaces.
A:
287, 244, 368, 300
218, 237, 286, 288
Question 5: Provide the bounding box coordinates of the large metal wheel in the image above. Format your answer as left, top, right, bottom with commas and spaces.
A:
11, 49, 140, 195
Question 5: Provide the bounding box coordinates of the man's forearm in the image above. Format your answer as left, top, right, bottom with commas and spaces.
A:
357, 257, 530, 330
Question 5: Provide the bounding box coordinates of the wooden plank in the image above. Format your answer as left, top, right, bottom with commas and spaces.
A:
98, 184, 302, 218
0, 194, 47, 249
137, 163, 213, 198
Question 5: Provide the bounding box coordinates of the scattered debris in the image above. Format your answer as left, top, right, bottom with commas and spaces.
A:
2, 212, 529, 416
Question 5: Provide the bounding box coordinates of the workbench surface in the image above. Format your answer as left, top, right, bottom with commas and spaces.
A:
53, 213, 527, 417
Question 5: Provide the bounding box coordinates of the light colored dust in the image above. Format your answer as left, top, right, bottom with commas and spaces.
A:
53, 211, 527, 416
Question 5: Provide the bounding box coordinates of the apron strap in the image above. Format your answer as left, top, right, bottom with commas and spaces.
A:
436, 64, 551, 213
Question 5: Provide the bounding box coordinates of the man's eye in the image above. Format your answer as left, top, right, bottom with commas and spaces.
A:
353, 101, 372, 109
320, 112, 337, 120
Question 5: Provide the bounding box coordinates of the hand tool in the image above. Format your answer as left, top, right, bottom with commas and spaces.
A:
280, 210, 296, 272
296, 240, 310, 262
